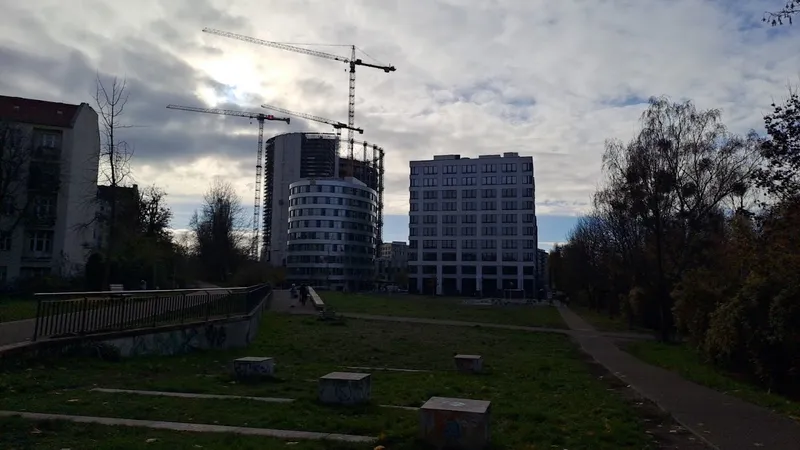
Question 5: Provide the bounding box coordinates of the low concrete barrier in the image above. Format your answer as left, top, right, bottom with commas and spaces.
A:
308, 287, 325, 310
1, 291, 272, 360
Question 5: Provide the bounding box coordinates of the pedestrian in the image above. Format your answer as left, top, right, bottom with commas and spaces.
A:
300, 284, 308, 306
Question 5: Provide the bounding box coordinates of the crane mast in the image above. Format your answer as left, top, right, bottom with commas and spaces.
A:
165, 104, 290, 260
202, 28, 394, 160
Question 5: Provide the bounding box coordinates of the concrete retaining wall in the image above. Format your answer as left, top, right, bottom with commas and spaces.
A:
0, 293, 271, 360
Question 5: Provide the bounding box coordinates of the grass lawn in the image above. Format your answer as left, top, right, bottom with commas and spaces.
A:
0, 313, 660, 449
0, 416, 363, 450
572, 306, 651, 333
322, 291, 567, 329
0, 297, 38, 322
627, 341, 800, 421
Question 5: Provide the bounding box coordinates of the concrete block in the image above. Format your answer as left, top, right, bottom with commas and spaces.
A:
420, 397, 491, 450
454, 354, 483, 373
318, 372, 371, 405
233, 357, 275, 379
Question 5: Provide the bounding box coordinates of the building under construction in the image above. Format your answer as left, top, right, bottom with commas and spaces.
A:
261, 132, 385, 264
337, 141, 385, 249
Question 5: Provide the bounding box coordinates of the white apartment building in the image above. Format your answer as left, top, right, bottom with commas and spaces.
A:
0, 95, 100, 283
285, 177, 379, 291
261, 132, 338, 265
408, 153, 538, 297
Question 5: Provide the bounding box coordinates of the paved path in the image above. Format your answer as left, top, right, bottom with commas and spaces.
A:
0, 287, 232, 347
0, 411, 375, 443
558, 306, 800, 450
337, 312, 653, 341
268, 289, 317, 314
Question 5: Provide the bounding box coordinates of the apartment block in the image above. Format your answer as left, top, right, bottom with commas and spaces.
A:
0, 95, 100, 283
408, 153, 538, 297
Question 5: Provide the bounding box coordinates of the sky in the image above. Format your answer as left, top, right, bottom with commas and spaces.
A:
1, 0, 798, 252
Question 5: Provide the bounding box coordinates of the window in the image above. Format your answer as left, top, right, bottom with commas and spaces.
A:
423, 240, 438, 249
423, 202, 438, 211
501, 176, 517, 184
502, 252, 518, 262
443, 165, 458, 174
424, 190, 438, 199
1, 197, 14, 216
410, 178, 419, 187
482, 226, 497, 236
444, 177, 458, 186
423, 166, 438, 175
443, 190, 458, 199
482, 214, 497, 224
462, 189, 477, 199
409, 227, 418, 236
410, 167, 420, 175
443, 215, 457, 224
0, 233, 11, 251
443, 202, 457, 211
423, 227, 438, 236
502, 240, 517, 249
463, 240, 477, 249
502, 226, 516, 236
409, 191, 419, 199
28, 230, 53, 254
524, 188, 534, 197
522, 175, 533, 184
502, 214, 517, 223
34, 196, 56, 218
482, 189, 496, 198
443, 226, 457, 236
523, 227, 535, 236
482, 164, 497, 173
461, 226, 477, 236
423, 215, 437, 224
462, 214, 477, 224
462, 201, 477, 211
410, 202, 419, 211
423, 178, 438, 187
441, 240, 457, 249
521, 162, 533, 172
462, 164, 477, 174
409, 216, 418, 224
523, 214, 535, 223
481, 201, 496, 210
481, 240, 496, 249
501, 163, 517, 172
482, 176, 497, 185
462, 177, 476, 186
501, 188, 516, 198
502, 201, 517, 210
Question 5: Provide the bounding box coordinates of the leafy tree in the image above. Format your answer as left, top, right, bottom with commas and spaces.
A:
754, 89, 800, 201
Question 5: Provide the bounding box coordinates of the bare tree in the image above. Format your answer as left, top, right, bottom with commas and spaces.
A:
0, 120, 33, 237
764, 1, 798, 25
93, 75, 133, 286
190, 178, 249, 282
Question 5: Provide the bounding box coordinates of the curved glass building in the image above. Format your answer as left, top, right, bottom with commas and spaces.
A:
286, 177, 379, 291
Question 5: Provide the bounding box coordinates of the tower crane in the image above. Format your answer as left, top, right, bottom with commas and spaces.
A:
260, 103, 363, 142
202, 28, 395, 162
165, 104, 290, 259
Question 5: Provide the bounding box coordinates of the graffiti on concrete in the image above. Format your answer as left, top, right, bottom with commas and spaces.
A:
233, 357, 275, 378
318, 373, 371, 405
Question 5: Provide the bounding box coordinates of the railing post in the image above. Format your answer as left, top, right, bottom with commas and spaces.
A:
181, 293, 187, 324
32, 297, 43, 341
79, 296, 89, 334
204, 291, 212, 322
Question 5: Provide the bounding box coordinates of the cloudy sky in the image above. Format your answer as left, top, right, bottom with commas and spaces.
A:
1, 0, 798, 250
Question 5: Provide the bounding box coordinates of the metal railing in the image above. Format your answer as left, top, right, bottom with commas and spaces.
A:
32, 283, 272, 341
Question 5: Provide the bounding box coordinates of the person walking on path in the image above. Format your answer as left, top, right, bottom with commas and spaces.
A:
557, 306, 800, 449
299, 284, 308, 307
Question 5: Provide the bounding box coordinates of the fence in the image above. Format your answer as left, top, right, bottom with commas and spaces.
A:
32, 284, 272, 341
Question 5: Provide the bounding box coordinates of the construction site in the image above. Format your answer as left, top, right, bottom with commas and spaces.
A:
166, 27, 393, 286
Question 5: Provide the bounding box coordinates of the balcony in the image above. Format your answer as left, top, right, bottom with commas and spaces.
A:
28, 162, 61, 193
31, 145, 62, 161
25, 214, 57, 228
21, 251, 53, 263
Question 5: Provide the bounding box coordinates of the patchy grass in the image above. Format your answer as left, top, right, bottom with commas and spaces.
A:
322, 292, 566, 329
627, 341, 800, 421
0, 297, 38, 322
0, 314, 661, 449
572, 306, 651, 333
0, 416, 363, 450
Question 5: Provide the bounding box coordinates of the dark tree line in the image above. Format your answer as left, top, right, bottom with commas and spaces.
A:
551, 91, 800, 395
